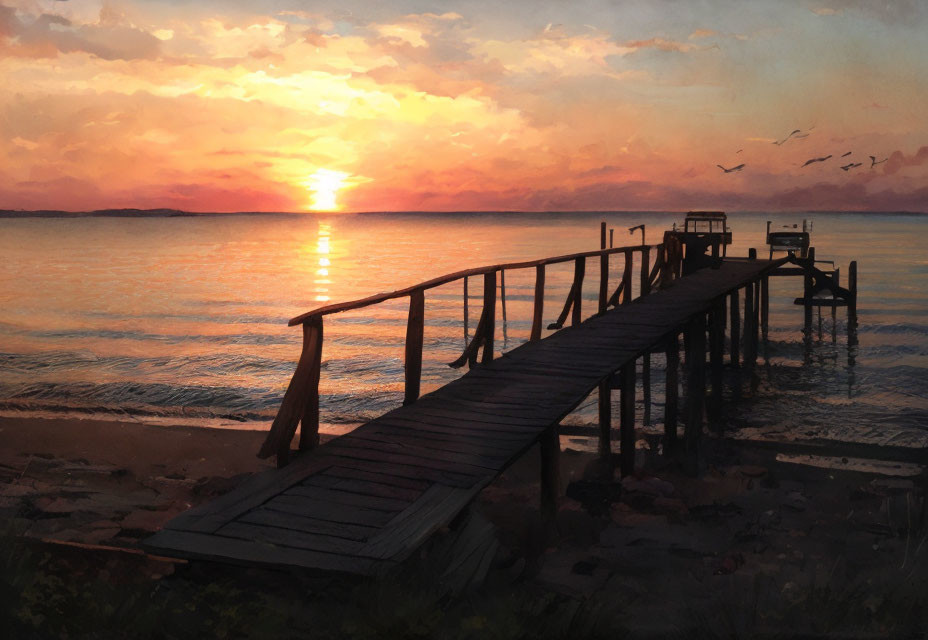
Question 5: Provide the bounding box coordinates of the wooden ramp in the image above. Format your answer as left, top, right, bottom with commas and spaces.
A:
144, 258, 782, 574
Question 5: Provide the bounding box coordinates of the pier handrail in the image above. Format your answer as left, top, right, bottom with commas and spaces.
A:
260, 236, 684, 466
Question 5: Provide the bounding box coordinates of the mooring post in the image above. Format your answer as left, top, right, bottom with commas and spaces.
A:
683, 316, 706, 474
729, 289, 740, 367
743, 283, 755, 372
709, 300, 725, 430
598, 379, 612, 463
761, 276, 770, 342
664, 334, 679, 456
848, 260, 858, 347
540, 426, 560, 525
620, 361, 636, 477
749, 248, 757, 260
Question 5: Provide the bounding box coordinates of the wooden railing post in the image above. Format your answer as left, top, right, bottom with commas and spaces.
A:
483, 270, 496, 363
572, 257, 585, 325
640, 246, 651, 298
403, 289, 425, 406
530, 264, 545, 341
599, 252, 609, 314
258, 315, 323, 467
622, 250, 633, 304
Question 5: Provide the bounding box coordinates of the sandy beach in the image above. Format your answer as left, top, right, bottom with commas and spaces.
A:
3, 414, 927, 637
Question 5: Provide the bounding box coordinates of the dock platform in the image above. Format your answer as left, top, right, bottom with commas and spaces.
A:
145, 256, 785, 574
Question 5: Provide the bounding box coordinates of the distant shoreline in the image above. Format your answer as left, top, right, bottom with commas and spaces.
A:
1, 208, 925, 218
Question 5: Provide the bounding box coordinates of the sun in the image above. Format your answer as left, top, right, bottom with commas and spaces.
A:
305, 168, 349, 211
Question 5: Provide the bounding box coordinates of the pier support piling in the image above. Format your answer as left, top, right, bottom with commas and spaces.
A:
664, 334, 679, 456
620, 362, 636, 477
709, 301, 725, 430
540, 426, 560, 526
744, 283, 755, 372
598, 380, 612, 463
683, 316, 706, 474
729, 289, 740, 368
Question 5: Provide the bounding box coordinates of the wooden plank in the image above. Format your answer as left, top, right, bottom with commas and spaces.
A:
372, 415, 535, 443
301, 475, 424, 503
403, 288, 425, 405
353, 427, 516, 460
285, 485, 411, 512
218, 522, 371, 557
320, 443, 495, 479
239, 507, 380, 541
323, 466, 431, 492
319, 454, 483, 489
263, 494, 396, 527
332, 435, 507, 472
144, 529, 380, 575
362, 484, 478, 561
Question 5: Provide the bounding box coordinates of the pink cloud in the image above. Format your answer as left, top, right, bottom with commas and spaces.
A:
883, 146, 928, 175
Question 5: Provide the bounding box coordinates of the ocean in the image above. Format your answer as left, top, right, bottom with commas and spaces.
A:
1, 211, 926, 450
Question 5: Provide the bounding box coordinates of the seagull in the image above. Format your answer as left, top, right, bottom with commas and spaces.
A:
801, 154, 832, 167
869, 155, 887, 168
840, 151, 852, 158
841, 162, 863, 171
717, 163, 745, 173
773, 129, 802, 146
735, 149, 743, 154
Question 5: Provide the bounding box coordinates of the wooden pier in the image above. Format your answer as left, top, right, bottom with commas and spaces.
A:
144, 233, 814, 574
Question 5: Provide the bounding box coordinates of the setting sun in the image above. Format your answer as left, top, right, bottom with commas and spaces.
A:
306, 169, 349, 211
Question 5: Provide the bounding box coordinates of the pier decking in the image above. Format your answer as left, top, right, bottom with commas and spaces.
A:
145, 254, 786, 574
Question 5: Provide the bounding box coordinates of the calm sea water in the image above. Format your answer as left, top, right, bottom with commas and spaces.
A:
1, 212, 926, 449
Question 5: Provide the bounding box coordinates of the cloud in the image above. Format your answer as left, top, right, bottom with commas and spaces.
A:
624, 37, 697, 53
688, 29, 717, 39
811, 8, 840, 16
883, 146, 928, 175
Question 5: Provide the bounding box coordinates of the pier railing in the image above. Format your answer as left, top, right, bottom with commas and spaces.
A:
259, 236, 684, 466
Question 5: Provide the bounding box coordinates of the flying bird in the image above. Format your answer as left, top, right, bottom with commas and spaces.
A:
869, 155, 887, 168
801, 154, 832, 167
717, 163, 745, 173
841, 162, 863, 171
773, 129, 802, 146
735, 149, 743, 154
840, 151, 852, 157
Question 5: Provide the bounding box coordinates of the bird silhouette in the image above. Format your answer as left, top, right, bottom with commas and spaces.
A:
716, 163, 745, 173
801, 155, 832, 167
773, 129, 801, 146
869, 155, 887, 168
735, 149, 743, 154
841, 162, 863, 171
840, 151, 852, 158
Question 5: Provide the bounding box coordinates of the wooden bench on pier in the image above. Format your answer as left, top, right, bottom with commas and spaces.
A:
145, 238, 791, 575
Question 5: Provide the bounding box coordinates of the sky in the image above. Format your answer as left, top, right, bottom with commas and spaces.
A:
1, 0, 927, 213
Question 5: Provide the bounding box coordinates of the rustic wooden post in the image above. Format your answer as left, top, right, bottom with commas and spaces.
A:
848, 260, 858, 347
683, 315, 706, 474
743, 283, 755, 371
620, 361, 636, 477
804, 247, 815, 339
640, 246, 651, 298
609, 229, 614, 248
761, 276, 770, 342
403, 289, 425, 406
748, 248, 757, 260
598, 380, 611, 463
599, 252, 609, 314
530, 264, 545, 342
540, 426, 560, 524
729, 289, 740, 367
753, 279, 761, 359
572, 257, 585, 326
463, 276, 469, 341
297, 316, 324, 456
482, 270, 496, 363
600, 221, 607, 250
664, 334, 679, 456
709, 300, 725, 430
500, 270, 508, 337
642, 354, 651, 426
622, 250, 633, 304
